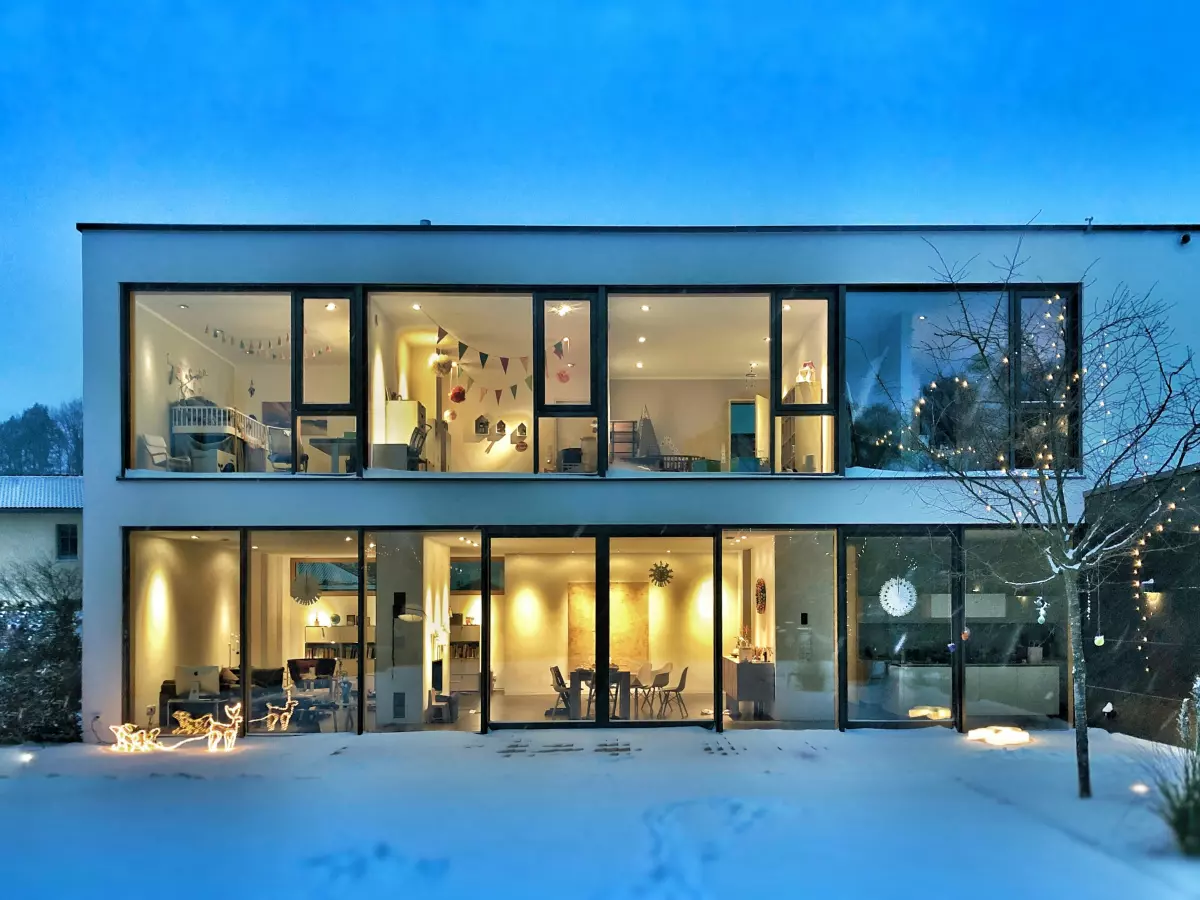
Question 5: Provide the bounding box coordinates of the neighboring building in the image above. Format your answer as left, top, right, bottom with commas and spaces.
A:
78, 222, 1195, 740
0, 475, 83, 572
1086, 466, 1200, 745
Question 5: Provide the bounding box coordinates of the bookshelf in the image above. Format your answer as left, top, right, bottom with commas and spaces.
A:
304, 624, 377, 677
449, 623, 481, 693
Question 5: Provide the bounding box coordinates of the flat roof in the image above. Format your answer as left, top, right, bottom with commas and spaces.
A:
76, 222, 1199, 234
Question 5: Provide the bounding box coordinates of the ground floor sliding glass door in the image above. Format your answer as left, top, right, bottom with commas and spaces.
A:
124, 524, 1061, 737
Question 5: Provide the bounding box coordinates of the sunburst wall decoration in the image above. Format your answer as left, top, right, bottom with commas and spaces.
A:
648, 561, 674, 587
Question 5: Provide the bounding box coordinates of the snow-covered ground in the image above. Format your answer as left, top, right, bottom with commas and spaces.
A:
1, 727, 1196, 899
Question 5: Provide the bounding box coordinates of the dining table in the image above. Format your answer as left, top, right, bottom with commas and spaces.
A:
568, 667, 633, 720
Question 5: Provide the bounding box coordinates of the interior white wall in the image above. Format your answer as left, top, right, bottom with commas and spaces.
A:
610, 378, 768, 463
127, 534, 240, 723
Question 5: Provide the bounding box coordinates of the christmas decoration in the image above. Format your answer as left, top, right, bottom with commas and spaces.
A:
109, 723, 163, 752
429, 353, 453, 376
648, 561, 674, 587
248, 380, 256, 398
907, 706, 951, 720
556, 369, 571, 383
263, 693, 298, 732
1094, 634, 1105, 647
878, 577, 918, 616
449, 385, 466, 404
755, 578, 767, 614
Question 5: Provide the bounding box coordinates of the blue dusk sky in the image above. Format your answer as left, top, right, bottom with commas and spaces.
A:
0, 1, 1197, 417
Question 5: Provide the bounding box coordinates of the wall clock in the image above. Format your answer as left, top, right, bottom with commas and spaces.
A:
879, 577, 918, 617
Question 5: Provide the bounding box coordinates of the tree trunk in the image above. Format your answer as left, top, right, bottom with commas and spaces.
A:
1064, 568, 1092, 798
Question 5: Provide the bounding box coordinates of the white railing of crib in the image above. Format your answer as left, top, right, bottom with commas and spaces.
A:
171, 405, 271, 449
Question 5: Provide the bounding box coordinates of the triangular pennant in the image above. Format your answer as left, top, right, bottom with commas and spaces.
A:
510, 384, 519, 399
458, 341, 468, 360
494, 389, 503, 404
500, 357, 510, 373
465, 375, 475, 391
524, 375, 534, 391
519, 356, 530, 373
479, 351, 489, 368
478, 387, 488, 402
553, 341, 564, 360
437, 327, 448, 343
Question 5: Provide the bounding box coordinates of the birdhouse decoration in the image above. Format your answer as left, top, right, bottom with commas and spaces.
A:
475, 415, 490, 436
496, 419, 507, 436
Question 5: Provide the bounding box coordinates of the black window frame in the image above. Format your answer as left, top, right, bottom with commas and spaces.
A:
56, 523, 79, 560
532, 289, 605, 475
770, 287, 841, 475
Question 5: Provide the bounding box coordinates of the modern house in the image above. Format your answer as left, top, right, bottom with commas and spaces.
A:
78, 222, 1195, 740
0, 475, 83, 573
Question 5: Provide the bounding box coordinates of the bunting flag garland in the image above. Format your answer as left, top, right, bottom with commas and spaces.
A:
478, 387, 488, 402
458, 341, 468, 360
479, 351, 489, 368
437, 326, 448, 343
500, 356, 509, 373
553, 341, 564, 360
495, 389, 503, 404
510, 384, 519, 399
465, 375, 475, 391
520, 356, 530, 373
525, 375, 534, 391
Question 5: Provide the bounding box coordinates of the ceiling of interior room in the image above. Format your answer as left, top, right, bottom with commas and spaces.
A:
135, 292, 351, 366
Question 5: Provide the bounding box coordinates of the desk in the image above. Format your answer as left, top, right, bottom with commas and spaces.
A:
309, 437, 357, 473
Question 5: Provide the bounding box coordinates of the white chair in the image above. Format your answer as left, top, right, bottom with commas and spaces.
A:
139, 434, 191, 471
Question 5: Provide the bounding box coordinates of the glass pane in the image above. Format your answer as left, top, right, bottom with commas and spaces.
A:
722, 530, 836, 729
608, 293, 770, 474
774, 415, 835, 473
490, 537, 596, 724
543, 298, 591, 406
1016, 293, 1075, 467
537, 417, 597, 473
127, 531, 242, 742
302, 296, 350, 405
129, 291, 292, 474
611, 538, 714, 723
780, 297, 829, 405
963, 529, 1067, 726
366, 292, 534, 473
297, 415, 358, 474
247, 531, 361, 736
845, 290, 1008, 472
847, 532, 954, 724
365, 531, 483, 733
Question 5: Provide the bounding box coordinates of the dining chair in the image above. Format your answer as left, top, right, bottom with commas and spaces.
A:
630, 664, 654, 717
550, 666, 571, 718
646, 669, 670, 716
658, 667, 689, 719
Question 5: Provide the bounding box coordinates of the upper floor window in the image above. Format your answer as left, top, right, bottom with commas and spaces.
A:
844, 288, 1077, 473
127, 290, 361, 476
56, 523, 78, 560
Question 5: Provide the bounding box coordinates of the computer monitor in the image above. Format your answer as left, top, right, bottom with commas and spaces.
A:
175, 665, 220, 698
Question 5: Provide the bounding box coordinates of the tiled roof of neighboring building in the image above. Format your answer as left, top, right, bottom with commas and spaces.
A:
0, 476, 83, 510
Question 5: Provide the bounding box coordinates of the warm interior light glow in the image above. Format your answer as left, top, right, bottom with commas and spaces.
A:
966, 725, 1031, 746
908, 706, 951, 720
325, 302, 338, 311
412, 303, 421, 310
640, 304, 650, 311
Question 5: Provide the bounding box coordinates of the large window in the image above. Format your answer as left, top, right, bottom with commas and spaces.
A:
128, 291, 360, 475
844, 288, 1076, 473
722, 529, 836, 728
608, 293, 772, 473
128, 531, 242, 736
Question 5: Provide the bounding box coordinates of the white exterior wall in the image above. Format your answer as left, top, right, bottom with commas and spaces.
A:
0, 512, 81, 570
81, 226, 1198, 733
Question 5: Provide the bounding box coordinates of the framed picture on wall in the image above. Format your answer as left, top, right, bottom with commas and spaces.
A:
450, 558, 505, 594
293, 559, 378, 595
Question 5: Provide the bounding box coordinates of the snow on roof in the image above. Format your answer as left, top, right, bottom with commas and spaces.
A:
0, 476, 83, 510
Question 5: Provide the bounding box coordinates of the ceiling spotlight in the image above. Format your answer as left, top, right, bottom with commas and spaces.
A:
345, 536, 353, 542
412, 303, 421, 311
636, 361, 644, 369
179, 303, 189, 309
251, 545, 258, 550
918, 315, 926, 321
638, 336, 646, 343
641, 304, 650, 312
190, 535, 199, 540
325, 302, 338, 311
782, 304, 791, 312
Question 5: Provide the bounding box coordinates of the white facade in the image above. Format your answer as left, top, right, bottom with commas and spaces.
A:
80, 224, 1198, 735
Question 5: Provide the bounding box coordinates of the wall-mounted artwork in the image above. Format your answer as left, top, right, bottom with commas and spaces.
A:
567, 582, 649, 672
449, 558, 505, 593
292, 560, 378, 595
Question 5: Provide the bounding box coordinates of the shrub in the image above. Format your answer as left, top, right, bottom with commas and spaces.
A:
1153, 676, 1200, 856
0, 557, 82, 743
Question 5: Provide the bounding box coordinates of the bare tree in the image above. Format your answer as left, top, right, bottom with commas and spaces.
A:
849, 235, 1200, 797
